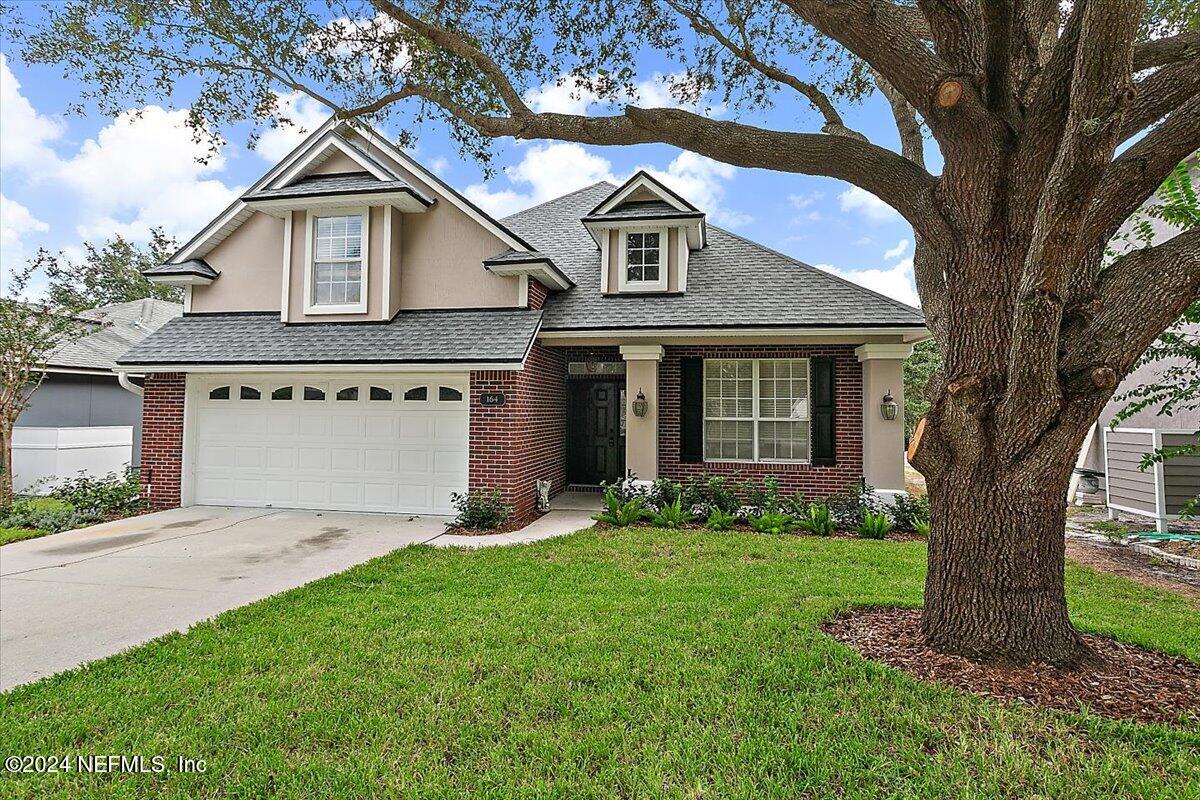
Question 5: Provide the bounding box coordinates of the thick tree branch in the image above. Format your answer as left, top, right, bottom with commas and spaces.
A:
874, 69, 925, 168
1118, 60, 1200, 142
1133, 30, 1200, 71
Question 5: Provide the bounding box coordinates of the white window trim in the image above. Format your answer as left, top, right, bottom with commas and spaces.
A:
303, 207, 369, 315
702, 358, 812, 464
617, 226, 669, 293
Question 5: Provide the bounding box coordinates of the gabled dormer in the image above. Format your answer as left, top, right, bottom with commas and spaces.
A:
582, 171, 706, 295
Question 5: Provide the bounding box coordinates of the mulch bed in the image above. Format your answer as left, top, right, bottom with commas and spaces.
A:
822, 607, 1200, 727
443, 510, 544, 537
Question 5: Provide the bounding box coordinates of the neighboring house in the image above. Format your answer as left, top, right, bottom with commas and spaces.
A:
118, 118, 926, 519
14, 299, 182, 493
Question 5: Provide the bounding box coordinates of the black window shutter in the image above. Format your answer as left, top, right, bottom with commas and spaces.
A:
811, 357, 836, 465
680, 357, 704, 463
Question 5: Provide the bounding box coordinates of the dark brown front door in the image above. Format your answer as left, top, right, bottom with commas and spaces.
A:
567, 380, 625, 485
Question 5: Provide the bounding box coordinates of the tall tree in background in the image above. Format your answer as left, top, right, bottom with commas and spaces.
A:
35, 228, 183, 308
10, 0, 1200, 664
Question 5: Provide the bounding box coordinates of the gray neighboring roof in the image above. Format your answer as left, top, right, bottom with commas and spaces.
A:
583, 200, 703, 222
243, 172, 432, 205
117, 309, 543, 366
142, 259, 219, 279
49, 299, 183, 372
503, 182, 926, 330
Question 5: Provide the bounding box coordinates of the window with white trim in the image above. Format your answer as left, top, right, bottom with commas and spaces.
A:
703, 358, 810, 463
309, 213, 365, 310
617, 227, 668, 292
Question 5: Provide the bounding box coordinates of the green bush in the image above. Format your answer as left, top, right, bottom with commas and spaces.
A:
829, 482, 884, 529
646, 477, 682, 511
857, 511, 893, 540
704, 507, 738, 531
599, 476, 645, 505
645, 498, 689, 529
680, 473, 743, 516
741, 475, 781, 513
914, 520, 931, 537
749, 510, 795, 536
889, 492, 930, 531
0, 499, 102, 534
449, 488, 511, 530
594, 487, 648, 527
795, 502, 836, 536
52, 467, 143, 516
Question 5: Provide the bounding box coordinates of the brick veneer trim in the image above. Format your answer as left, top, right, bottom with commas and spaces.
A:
140, 372, 186, 510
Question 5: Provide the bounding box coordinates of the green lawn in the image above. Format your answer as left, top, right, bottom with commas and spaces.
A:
2, 528, 1197, 799
0, 498, 72, 546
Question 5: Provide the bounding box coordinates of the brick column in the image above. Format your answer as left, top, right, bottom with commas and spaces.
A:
140, 372, 186, 510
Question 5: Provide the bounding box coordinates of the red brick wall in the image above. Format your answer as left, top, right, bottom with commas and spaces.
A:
658, 345, 864, 499
527, 279, 549, 310
469, 343, 567, 519
140, 372, 186, 510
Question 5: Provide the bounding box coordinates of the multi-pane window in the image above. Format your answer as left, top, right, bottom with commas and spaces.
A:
625, 231, 661, 283
313, 214, 363, 306
703, 358, 810, 462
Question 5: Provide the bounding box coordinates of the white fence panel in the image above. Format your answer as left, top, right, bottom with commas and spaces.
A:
12, 426, 133, 495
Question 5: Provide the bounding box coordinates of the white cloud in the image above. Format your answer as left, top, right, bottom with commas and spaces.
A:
57, 106, 244, 243
524, 72, 722, 116
787, 192, 823, 211
0, 193, 49, 272
0, 53, 65, 176
883, 238, 910, 259
255, 91, 330, 162
816, 255, 919, 307
465, 144, 749, 226
839, 186, 901, 222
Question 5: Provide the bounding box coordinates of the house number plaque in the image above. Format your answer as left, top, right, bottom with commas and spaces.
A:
479, 392, 507, 407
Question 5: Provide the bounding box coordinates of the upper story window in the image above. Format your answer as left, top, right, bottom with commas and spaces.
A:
618, 227, 668, 292
306, 210, 368, 314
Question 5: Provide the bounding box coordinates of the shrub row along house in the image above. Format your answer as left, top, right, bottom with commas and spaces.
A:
117, 118, 927, 519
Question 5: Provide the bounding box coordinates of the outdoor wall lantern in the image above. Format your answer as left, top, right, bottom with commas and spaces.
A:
632, 389, 649, 417
880, 390, 898, 421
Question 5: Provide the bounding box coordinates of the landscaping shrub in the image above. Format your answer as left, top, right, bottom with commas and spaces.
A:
449, 488, 511, 530
749, 510, 796, 535
741, 475, 781, 513
703, 507, 738, 531
914, 520, 931, 537
51, 467, 144, 516
0, 499, 102, 534
680, 473, 742, 517
593, 487, 649, 527
600, 476, 646, 505
889, 492, 930, 531
795, 502, 836, 536
829, 482, 884, 529
857, 511, 893, 540
645, 498, 689, 529
646, 477, 682, 511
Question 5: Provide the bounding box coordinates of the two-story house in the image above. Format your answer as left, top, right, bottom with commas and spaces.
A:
118, 117, 927, 520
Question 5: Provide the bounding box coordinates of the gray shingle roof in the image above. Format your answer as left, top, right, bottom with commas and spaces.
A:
143, 259, 219, 279
503, 183, 925, 330
243, 172, 431, 205
116, 309, 542, 366
583, 200, 702, 222
50, 299, 183, 372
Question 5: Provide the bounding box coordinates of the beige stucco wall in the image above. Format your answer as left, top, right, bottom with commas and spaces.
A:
860, 357, 906, 492
624, 357, 660, 480
310, 150, 366, 175
605, 227, 682, 294
190, 211, 283, 313
286, 207, 387, 322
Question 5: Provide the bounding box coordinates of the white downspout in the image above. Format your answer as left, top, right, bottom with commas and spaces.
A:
117, 371, 143, 397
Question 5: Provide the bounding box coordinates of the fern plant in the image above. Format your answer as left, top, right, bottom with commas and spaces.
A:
857, 511, 893, 540
914, 520, 931, 537
795, 502, 835, 536
704, 507, 738, 531
593, 487, 648, 527
749, 511, 795, 535
646, 498, 689, 529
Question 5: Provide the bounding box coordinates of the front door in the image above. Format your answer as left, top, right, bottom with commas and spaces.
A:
567, 380, 625, 485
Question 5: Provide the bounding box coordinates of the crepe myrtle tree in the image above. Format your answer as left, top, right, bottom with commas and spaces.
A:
10, 0, 1199, 664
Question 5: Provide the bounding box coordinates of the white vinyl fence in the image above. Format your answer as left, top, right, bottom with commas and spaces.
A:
11, 426, 133, 495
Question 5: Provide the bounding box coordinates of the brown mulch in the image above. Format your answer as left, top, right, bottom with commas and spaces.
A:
822, 607, 1200, 727
443, 510, 544, 536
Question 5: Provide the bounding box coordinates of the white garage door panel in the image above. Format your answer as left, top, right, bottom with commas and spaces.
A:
190, 375, 468, 515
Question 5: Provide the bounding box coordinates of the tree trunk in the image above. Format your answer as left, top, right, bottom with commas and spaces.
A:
0, 420, 13, 508
921, 455, 1093, 666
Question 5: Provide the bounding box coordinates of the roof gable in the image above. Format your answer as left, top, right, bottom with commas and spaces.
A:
591, 170, 701, 216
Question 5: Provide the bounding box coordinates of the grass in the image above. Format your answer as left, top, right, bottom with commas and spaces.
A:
2, 528, 1198, 799
0, 497, 72, 546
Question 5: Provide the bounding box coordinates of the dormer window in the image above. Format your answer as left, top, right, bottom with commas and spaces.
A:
305, 210, 368, 314
618, 227, 669, 292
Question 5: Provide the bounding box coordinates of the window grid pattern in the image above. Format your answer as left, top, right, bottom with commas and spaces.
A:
703, 358, 811, 463
625, 231, 661, 283
313, 214, 363, 306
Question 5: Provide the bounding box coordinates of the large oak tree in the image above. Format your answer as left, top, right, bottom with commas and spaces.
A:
10, 0, 1198, 664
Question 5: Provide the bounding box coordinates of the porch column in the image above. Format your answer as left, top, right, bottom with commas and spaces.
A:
854, 343, 913, 498
620, 345, 663, 482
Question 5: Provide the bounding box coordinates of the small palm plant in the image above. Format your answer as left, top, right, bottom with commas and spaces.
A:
914, 520, 931, 537
646, 498, 689, 529
795, 502, 835, 536
749, 510, 796, 536
593, 487, 648, 527
857, 511, 893, 540
704, 507, 738, 532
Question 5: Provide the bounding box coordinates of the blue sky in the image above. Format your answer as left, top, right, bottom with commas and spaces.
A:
0, 16, 928, 306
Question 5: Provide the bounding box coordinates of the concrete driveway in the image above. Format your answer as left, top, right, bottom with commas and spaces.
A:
0, 507, 447, 690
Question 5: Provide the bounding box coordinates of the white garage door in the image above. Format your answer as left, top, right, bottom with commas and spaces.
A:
189, 374, 469, 515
